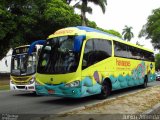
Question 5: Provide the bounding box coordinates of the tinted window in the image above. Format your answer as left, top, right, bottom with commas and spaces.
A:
37, 36, 81, 74
114, 41, 154, 62
114, 41, 128, 58
94, 39, 112, 57
82, 39, 112, 69
144, 51, 155, 62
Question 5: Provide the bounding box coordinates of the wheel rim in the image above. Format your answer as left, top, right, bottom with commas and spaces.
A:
145, 81, 147, 87
102, 85, 108, 96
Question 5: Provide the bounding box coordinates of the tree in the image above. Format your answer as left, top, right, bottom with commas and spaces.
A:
0, 0, 81, 60
67, 0, 107, 26
136, 41, 144, 47
86, 20, 97, 28
106, 29, 122, 38
0, 0, 38, 59
155, 54, 160, 71
97, 27, 122, 38
122, 25, 134, 41
139, 8, 160, 49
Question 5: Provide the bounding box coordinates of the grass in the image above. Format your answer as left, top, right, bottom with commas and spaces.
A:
0, 79, 9, 90
0, 80, 9, 85
0, 85, 9, 90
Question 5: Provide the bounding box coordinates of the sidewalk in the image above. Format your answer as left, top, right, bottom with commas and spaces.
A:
46, 85, 160, 120
145, 103, 160, 114
151, 106, 160, 114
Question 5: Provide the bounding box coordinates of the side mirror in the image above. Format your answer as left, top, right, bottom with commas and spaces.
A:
73, 35, 86, 52
28, 40, 45, 55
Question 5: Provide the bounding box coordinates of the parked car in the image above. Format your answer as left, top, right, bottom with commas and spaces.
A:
156, 73, 160, 81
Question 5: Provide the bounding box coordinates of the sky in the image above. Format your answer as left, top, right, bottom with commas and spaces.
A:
73, 0, 160, 51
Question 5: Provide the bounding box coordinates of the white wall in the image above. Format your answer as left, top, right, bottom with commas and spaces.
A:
0, 49, 12, 73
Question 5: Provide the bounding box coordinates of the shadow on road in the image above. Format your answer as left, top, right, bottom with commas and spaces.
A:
12, 83, 156, 106
111, 85, 143, 96
39, 95, 98, 106
38, 85, 147, 106
13, 92, 41, 97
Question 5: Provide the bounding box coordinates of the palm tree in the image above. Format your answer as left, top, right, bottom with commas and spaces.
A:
74, 2, 92, 26
122, 25, 134, 41
136, 41, 144, 47
67, 0, 107, 26
66, 0, 72, 4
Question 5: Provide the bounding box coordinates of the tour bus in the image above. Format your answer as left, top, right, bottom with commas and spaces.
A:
35, 26, 155, 98
10, 40, 45, 92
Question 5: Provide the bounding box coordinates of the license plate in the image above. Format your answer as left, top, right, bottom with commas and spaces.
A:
48, 90, 54, 94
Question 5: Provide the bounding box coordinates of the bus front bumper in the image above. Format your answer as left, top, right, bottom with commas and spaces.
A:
35, 84, 82, 98
10, 81, 35, 92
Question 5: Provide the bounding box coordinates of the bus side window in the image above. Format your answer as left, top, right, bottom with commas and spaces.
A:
114, 41, 127, 58
82, 39, 112, 69
93, 39, 112, 61
82, 40, 94, 69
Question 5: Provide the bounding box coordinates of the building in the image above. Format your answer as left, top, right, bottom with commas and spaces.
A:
0, 49, 12, 73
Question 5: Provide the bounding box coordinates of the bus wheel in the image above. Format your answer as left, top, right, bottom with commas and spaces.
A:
98, 81, 111, 99
142, 77, 148, 88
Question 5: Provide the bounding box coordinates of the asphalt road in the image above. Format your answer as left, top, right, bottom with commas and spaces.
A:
0, 81, 159, 115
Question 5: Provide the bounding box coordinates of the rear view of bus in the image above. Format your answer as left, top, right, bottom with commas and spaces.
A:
10, 43, 43, 92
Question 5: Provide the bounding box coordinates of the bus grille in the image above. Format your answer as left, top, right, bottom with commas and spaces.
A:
15, 82, 28, 85
12, 76, 31, 81
16, 86, 25, 89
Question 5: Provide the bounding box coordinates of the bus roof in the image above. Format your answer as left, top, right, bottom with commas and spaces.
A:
49, 26, 153, 53
75, 26, 153, 53
75, 26, 121, 39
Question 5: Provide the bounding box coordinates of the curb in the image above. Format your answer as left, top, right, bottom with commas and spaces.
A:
143, 103, 160, 114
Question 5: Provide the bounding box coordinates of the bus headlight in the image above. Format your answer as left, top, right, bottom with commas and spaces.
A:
29, 79, 35, 84
65, 80, 80, 87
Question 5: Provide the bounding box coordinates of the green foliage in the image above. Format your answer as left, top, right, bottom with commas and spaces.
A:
106, 29, 122, 38
155, 54, 160, 70
0, 0, 81, 60
122, 25, 134, 41
136, 41, 144, 47
139, 8, 160, 49
96, 27, 122, 38
86, 20, 97, 28
0, 0, 121, 60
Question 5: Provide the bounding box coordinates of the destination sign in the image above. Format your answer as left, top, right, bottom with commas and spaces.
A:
13, 46, 29, 55
54, 29, 75, 35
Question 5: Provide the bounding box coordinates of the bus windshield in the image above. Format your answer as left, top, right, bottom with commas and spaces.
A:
37, 36, 81, 74
11, 53, 36, 76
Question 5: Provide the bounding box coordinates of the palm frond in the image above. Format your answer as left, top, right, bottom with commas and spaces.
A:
88, 0, 107, 13
86, 6, 92, 14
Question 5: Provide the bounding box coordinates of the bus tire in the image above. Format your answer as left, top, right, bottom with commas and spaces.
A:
142, 76, 148, 88
98, 81, 111, 99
